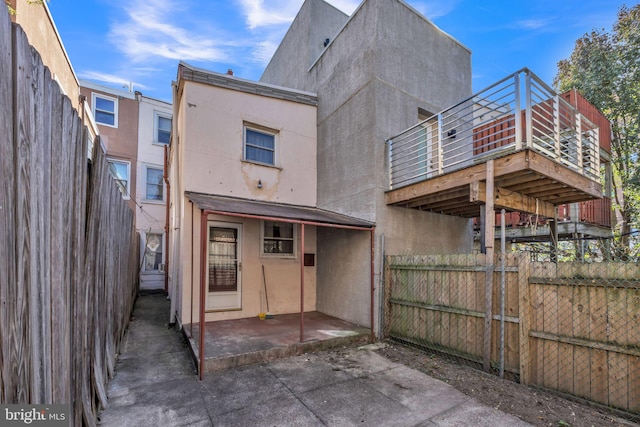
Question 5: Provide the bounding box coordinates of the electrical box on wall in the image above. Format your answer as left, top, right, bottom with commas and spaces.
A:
304, 253, 315, 266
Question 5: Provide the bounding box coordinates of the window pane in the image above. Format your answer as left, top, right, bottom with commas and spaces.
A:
108, 161, 129, 197
145, 233, 163, 271
95, 110, 115, 126
245, 129, 275, 165
246, 129, 274, 149
95, 97, 115, 113
245, 146, 274, 164
157, 116, 171, 144
109, 161, 128, 181
157, 129, 170, 144
263, 222, 294, 255
146, 168, 163, 200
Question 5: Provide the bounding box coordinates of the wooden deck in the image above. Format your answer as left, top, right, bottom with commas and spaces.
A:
385, 149, 603, 218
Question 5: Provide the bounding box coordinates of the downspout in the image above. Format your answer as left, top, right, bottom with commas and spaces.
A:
164, 145, 170, 295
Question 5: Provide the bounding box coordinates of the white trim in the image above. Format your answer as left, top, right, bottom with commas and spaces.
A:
143, 163, 165, 202
153, 111, 172, 145
92, 92, 119, 128
81, 79, 136, 99
106, 158, 131, 200
243, 124, 277, 167
206, 221, 243, 311
260, 220, 297, 259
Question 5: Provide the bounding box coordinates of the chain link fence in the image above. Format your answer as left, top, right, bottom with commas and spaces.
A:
383, 249, 640, 419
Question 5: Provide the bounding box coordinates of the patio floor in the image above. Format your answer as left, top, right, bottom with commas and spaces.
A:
183, 311, 372, 373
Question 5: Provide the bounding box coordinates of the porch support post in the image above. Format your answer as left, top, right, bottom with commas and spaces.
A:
300, 223, 305, 343
483, 160, 495, 373
199, 210, 208, 380
370, 227, 376, 342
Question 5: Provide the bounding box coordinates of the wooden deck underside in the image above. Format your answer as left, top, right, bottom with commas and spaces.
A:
386, 150, 603, 218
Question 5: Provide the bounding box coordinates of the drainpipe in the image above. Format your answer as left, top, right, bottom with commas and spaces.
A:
164, 145, 170, 295
370, 228, 375, 342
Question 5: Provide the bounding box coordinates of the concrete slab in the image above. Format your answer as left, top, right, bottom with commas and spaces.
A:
266, 353, 353, 394
98, 294, 532, 427
430, 399, 532, 427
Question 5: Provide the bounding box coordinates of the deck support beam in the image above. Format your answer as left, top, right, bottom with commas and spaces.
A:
470, 181, 556, 218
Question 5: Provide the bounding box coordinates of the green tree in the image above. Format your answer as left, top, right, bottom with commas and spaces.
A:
555, 4, 640, 259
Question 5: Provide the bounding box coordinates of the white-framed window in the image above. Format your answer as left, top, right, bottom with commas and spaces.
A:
107, 158, 130, 199
144, 233, 163, 272
244, 125, 276, 166
154, 112, 172, 145
260, 221, 296, 257
92, 93, 118, 127
144, 165, 164, 202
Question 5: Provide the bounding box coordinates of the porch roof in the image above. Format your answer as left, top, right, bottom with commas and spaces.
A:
185, 192, 374, 229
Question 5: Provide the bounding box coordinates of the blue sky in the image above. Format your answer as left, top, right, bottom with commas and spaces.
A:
48, 0, 630, 103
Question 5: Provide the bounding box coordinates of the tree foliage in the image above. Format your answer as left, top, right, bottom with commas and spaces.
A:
554, 4, 640, 259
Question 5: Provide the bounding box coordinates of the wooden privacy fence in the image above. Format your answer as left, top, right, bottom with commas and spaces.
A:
384, 254, 640, 415
0, 10, 139, 426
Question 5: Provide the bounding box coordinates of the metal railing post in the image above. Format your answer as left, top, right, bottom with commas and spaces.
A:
525, 71, 533, 149
386, 139, 393, 189
437, 115, 443, 174
514, 72, 522, 150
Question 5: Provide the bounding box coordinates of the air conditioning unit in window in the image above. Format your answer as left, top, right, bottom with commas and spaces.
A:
158, 263, 166, 272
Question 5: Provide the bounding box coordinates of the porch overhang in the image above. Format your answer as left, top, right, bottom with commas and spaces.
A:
185, 192, 375, 380
186, 191, 374, 229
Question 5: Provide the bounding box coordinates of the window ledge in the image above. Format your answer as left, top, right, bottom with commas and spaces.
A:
241, 160, 282, 170
142, 199, 165, 205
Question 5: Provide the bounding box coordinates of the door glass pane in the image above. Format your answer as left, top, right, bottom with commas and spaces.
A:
208, 227, 238, 292
144, 233, 163, 271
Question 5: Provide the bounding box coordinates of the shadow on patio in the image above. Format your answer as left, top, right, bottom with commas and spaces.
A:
183, 312, 371, 374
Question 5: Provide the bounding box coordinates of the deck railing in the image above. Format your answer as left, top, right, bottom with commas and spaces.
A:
387, 69, 601, 189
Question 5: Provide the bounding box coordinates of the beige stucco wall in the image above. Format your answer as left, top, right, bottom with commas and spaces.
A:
179, 81, 317, 206
171, 76, 319, 325
10, 0, 79, 107
178, 204, 317, 324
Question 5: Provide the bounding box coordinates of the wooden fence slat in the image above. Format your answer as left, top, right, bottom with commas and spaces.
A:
13, 23, 35, 405
0, 3, 16, 404
50, 83, 71, 405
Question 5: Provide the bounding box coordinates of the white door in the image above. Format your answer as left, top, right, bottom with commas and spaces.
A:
206, 222, 242, 310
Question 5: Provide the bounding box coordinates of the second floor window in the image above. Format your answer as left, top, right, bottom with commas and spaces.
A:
244, 127, 275, 166
155, 113, 172, 144
93, 93, 118, 127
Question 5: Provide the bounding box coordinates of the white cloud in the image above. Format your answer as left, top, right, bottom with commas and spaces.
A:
237, 0, 301, 29
80, 71, 149, 90
109, 0, 230, 63
409, 0, 460, 20
515, 18, 550, 30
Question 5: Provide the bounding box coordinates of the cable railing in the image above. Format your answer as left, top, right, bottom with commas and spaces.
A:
387, 69, 601, 190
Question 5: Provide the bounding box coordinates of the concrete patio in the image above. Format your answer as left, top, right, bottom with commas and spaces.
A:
184, 311, 371, 373
98, 293, 532, 426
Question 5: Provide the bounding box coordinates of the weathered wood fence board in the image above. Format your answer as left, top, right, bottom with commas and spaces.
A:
0, 10, 139, 426
386, 253, 640, 414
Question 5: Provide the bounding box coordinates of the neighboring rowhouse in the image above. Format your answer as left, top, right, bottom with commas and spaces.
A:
167, 63, 373, 329
136, 95, 172, 291
80, 80, 139, 213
